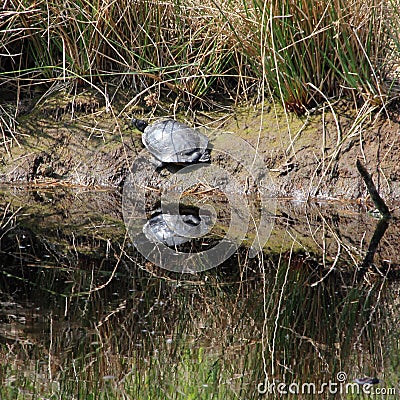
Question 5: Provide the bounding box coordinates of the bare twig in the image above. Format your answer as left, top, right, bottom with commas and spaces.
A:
356, 159, 391, 219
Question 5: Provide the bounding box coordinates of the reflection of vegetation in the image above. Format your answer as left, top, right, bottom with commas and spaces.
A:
0, 189, 399, 399
1, 252, 398, 399
358, 218, 390, 279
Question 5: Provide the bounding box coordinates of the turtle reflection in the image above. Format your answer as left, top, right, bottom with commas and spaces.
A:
143, 208, 213, 247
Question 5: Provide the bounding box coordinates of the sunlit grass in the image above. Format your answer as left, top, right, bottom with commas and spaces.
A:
1, 0, 399, 113
222, 0, 398, 112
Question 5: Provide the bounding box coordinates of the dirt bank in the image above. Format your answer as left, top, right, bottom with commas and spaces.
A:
1, 186, 399, 272
224, 103, 400, 203
1, 91, 399, 204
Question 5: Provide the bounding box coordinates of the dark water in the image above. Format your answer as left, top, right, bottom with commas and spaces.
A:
0, 186, 399, 399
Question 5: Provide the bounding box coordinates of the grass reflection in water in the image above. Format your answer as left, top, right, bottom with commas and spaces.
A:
0, 188, 399, 399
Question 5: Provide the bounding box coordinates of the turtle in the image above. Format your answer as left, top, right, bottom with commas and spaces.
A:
132, 118, 211, 166
353, 377, 380, 386
143, 211, 208, 247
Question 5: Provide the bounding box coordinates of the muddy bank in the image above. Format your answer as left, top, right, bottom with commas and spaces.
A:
1, 91, 400, 203
1, 187, 399, 273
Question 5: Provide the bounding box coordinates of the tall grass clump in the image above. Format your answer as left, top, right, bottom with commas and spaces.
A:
221, 0, 398, 113
0, 0, 247, 106
0, 0, 399, 112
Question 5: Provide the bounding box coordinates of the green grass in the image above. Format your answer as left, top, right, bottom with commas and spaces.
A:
1, 0, 399, 113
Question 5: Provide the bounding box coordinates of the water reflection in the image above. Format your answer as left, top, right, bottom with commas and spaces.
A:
0, 187, 399, 399
358, 218, 390, 280
142, 207, 213, 247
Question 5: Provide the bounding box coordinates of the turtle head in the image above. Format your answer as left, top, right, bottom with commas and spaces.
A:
131, 118, 148, 132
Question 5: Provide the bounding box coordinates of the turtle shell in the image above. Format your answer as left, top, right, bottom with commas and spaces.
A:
143, 213, 202, 247
142, 119, 210, 163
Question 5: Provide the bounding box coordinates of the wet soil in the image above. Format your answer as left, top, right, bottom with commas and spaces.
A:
1, 91, 400, 205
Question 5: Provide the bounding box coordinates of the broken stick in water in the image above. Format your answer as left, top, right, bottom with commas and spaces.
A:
356, 159, 391, 219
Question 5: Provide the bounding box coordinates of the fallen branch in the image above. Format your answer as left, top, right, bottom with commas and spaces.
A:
356, 160, 391, 219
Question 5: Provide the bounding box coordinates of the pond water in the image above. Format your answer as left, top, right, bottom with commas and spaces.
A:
0, 186, 399, 399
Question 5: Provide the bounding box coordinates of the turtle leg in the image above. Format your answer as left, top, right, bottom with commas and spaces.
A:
147, 156, 165, 171
198, 149, 211, 163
